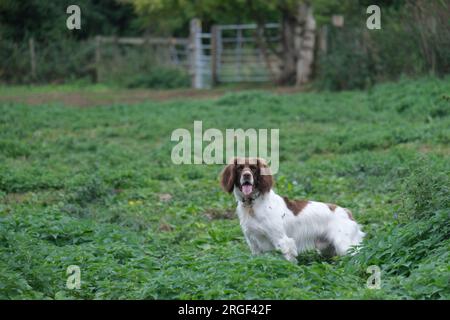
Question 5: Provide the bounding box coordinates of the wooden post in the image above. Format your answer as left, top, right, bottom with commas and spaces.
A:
211, 25, 219, 85
113, 35, 119, 63
29, 38, 36, 81
216, 28, 222, 84
319, 25, 328, 55
236, 28, 242, 81
169, 38, 179, 65
95, 35, 101, 83
189, 19, 203, 89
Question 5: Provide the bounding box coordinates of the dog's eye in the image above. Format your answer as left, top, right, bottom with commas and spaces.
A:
237, 165, 244, 170
249, 165, 257, 171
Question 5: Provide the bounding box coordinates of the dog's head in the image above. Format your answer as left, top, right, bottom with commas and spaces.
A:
220, 157, 273, 198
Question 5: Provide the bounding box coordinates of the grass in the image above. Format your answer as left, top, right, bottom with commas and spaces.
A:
0, 76, 449, 299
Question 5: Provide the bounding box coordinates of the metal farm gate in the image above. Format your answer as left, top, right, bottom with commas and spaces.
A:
92, 19, 282, 89
189, 19, 213, 89
214, 23, 280, 83
190, 20, 281, 88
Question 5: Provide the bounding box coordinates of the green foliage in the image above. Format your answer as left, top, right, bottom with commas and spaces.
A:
0, 37, 191, 86
0, 1, 141, 85
129, 0, 359, 34
0, 76, 449, 299
316, 1, 450, 90
399, 157, 450, 220
0, 0, 138, 41
2, 1, 449, 88
315, 29, 372, 90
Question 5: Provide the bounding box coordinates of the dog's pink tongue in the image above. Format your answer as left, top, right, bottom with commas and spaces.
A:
242, 185, 253, 196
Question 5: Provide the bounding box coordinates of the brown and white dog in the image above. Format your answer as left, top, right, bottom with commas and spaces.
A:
220, 158, 365, 262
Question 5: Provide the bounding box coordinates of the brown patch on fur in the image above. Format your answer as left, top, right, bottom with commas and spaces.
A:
283, 197, 309, 215
327, 203, 355, 221
344, 208, 355, 221
256, 158, 273, 193
220, 160, 236, 193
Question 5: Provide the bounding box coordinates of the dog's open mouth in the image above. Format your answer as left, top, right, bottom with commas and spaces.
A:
241, 182, 253, 196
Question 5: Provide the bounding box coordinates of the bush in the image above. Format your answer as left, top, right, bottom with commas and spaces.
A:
0, 38, 96, 84
399, 157, 450, 220
315, 28, 372, 91
0, 38, 190, 89
315, 1, 450, 90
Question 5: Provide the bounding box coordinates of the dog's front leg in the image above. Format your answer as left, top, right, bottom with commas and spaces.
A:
244, 233, 262, 255
274, 236, 298, 262
263, 225, 298, 262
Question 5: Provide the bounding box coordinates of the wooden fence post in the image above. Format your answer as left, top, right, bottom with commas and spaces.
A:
95, 35, 101, 83
211, 25, 219, 85
189, 18, 203, 89
319, 25, 328, 55
29, 38, 36, 81
236, 28, 243, 81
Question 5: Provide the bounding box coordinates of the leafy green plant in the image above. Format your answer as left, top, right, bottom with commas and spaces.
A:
0, 76, 449, 299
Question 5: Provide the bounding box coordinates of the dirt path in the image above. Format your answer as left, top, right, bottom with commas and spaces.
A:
0, 86, 304, 107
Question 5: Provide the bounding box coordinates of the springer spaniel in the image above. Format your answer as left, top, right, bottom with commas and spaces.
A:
220, 158, 365, 262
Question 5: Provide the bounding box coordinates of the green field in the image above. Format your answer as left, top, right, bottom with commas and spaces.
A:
0, 77, 449, 299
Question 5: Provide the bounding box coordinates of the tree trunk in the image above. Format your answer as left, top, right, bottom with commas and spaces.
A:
255, 24, 277, 83
295, 2, 316, 86
277, 2, 316, 86
278, 10, 297, 85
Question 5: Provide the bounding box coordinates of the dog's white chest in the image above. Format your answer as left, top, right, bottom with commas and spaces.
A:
237, 194, 285, 236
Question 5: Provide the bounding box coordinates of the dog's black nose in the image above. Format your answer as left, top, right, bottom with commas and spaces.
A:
243, 173, 251, 179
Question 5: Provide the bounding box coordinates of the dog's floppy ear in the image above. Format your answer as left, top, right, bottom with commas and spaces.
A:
257, 158, 273, 193
220, 158, 237, 193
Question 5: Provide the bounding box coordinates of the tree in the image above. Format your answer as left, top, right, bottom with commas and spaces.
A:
127, 0, 354, 85
0, 0, 138, 42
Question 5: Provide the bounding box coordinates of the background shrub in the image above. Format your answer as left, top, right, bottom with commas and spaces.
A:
315, 1, 450, 90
